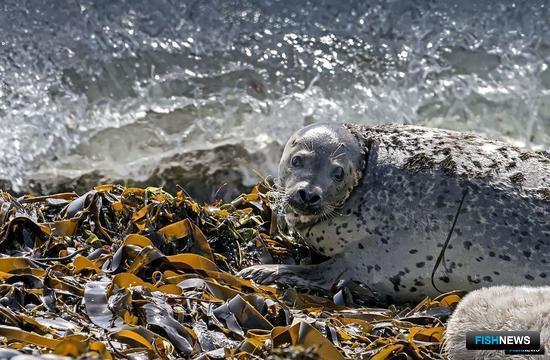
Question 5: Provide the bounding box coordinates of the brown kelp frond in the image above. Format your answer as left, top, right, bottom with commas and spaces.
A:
0, 183, 461, 359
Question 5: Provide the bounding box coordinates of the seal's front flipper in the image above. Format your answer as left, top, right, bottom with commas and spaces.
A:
238, 257, 347, 291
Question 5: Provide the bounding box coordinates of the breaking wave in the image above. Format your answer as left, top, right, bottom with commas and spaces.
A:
1, 0, 549, 200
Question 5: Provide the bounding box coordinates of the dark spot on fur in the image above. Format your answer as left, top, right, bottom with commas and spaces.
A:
525, 274, 534, 281
519, 152, 531, 160
463, 241, 472, 250
505, 161, 516, 170
438, 276, 450, 283
409, 249, 418, 254
416, 262, 425, 268
426, 255, 434, 261
509, 172, 525, 183
539, 188, 550, 200
482, 276, 493, 282
467, 275, 481, 284
499, 254, 511, 261
523, 250, 531, 258
358, 243, 364, 249
404, 153, 435, 171
440, 155, 457, 175
389, 275, 401, 292
489, 251, 495, 257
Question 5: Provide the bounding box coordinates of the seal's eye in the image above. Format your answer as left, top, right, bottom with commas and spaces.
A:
333, 166, 345, 182
291, 155, 303, 168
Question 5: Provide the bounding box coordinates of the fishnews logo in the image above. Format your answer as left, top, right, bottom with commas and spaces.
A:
466, 331, 544, 355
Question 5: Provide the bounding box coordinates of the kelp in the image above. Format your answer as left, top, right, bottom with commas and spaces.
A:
0, 181, 462, 359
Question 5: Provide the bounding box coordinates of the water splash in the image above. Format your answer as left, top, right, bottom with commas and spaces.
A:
1, 0, 549, 199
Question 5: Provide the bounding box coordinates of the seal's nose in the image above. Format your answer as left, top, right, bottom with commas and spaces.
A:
297, 188, 321, 206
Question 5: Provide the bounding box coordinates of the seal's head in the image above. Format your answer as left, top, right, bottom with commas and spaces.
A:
277, 123, 365, 226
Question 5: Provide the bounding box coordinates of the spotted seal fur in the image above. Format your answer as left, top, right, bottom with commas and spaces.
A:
444, 286, 550, 359
239, 123, 550, 302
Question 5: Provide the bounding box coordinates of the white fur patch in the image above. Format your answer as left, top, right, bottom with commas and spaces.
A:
444, 286, 550, 359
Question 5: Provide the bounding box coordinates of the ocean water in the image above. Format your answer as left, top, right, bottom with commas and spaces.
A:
1, 0, 549, 200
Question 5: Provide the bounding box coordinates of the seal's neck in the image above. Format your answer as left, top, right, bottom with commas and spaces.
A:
343, 123, 370, 195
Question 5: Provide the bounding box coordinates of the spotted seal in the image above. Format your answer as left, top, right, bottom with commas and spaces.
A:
239, 123, 550, 302
443, 285, 550, 359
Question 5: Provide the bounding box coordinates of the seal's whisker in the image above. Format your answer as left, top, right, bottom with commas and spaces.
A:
308, 138, 316, 152
330, 143, 346, 159
318, 203, 340, 222
330, 143, 343, 157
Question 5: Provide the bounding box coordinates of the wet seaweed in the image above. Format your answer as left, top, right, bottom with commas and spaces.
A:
0, 182, 461, 359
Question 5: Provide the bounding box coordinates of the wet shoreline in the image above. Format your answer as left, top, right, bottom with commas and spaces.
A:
1, 0, 549, 196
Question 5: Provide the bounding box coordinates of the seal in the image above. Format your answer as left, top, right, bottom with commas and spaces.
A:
443, 285, 550, 359
239, 123, 550, 303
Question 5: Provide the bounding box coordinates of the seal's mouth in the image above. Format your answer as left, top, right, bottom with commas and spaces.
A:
286, 198, 323, 216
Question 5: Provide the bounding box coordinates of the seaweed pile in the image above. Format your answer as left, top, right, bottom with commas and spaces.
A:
0, 181, 461, 359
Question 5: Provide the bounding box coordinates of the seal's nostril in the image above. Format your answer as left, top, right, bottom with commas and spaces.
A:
298, 189, 307, 202
310, 194, 321, 204
297, 188, 320, 205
